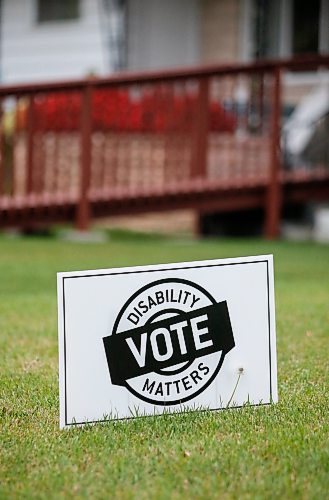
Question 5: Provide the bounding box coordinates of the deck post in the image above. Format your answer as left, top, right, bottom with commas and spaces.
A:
192, 77, 209, 236
264, 66, 282, 239
191, 76, 209, 179
76, 83, 92, 231
26, 95, 35, 195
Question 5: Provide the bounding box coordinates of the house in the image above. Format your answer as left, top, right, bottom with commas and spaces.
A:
0, 0, 327, 237
1, 0, 328, 83
0, 0, 123, 83
1, 0, 328, 166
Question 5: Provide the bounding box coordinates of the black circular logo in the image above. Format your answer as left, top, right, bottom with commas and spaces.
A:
103, 278, 235, 406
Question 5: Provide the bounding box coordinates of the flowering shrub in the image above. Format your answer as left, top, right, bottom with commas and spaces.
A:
17, 89, 236, 133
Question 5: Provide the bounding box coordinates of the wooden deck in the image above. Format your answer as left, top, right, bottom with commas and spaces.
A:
0, 55, 328, 237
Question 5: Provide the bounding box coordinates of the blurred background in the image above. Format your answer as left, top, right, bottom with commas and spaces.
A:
0, 0, 328, 240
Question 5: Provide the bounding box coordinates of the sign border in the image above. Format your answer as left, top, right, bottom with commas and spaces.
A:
58, 255, 277, 428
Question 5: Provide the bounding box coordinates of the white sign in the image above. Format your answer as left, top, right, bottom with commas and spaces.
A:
57, 255, 277, 429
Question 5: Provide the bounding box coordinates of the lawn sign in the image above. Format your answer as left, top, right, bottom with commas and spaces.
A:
57, 255, 277, 428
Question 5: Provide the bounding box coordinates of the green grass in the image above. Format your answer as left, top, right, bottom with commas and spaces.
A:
0, 231, 328, 499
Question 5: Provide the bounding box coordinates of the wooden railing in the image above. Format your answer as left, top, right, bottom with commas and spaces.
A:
0, 54, 328, 237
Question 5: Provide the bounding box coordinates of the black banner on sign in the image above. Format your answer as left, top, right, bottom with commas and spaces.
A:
103, 301, 234, 387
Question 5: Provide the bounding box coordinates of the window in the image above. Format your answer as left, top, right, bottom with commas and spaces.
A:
292, 0, 320, 55
37, 0, 80, 23
251, 0, 328, 59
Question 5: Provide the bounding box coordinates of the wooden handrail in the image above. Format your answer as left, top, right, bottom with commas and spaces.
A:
0, 54, 328, 96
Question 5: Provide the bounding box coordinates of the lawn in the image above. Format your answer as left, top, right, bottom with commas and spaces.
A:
0, 231, 328, 499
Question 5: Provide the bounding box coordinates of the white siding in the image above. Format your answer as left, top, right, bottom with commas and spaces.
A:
127, 0, 200, 70
1, 0, 108, 83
